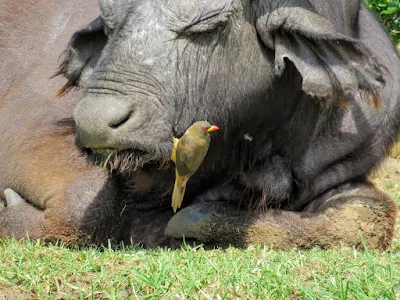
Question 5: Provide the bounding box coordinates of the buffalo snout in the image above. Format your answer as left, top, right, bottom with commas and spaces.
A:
74, 95, 132, 150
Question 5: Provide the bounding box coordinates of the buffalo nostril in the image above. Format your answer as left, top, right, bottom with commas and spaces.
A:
109, 111, 133, 129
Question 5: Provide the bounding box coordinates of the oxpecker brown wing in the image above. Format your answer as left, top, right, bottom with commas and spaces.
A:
175, 133, 209, 178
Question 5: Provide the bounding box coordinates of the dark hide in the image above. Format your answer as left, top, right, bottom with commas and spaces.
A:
0, 0, 399, 250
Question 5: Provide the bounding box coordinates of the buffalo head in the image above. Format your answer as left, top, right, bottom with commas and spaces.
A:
60, 0, 383, 174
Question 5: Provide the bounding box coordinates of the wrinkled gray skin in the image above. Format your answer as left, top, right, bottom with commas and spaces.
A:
73, 0, 399, 206
2, 0, 399, 249
67, 0, 400, 249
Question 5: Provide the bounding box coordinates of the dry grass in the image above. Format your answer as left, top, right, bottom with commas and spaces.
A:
390, 140, 400, 158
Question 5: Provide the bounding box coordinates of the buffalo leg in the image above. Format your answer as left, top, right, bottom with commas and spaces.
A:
165, 182, 397, 250
0, 189, 45, 240
0, 172, 124, 246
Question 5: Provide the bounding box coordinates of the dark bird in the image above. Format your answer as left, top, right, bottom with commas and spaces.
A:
170, 121, 219, 213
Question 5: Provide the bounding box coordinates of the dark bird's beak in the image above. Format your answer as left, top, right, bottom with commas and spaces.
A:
207, 125, 219, 133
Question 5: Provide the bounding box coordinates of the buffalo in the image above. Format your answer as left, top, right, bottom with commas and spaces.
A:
0, 0, 399, 250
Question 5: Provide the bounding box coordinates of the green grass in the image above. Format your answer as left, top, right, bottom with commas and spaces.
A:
0, 238, 399, 299
2, 3, 398, 299
0, 163, 399, 299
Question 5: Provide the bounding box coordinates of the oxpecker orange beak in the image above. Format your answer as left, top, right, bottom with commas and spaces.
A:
207, 125, 219, 133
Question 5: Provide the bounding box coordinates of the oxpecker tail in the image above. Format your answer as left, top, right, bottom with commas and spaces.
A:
172, 173, 188, 213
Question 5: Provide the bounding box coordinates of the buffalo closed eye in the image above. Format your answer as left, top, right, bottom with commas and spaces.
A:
182, 10, 232, 34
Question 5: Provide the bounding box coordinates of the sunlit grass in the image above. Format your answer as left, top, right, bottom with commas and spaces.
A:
0, 238, 399, 299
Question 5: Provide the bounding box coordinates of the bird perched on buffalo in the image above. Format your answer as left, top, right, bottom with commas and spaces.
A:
170, 121, 219, 213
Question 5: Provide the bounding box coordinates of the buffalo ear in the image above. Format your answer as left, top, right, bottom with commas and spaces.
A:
256, 1, 384, 104
55, 17, 107, 96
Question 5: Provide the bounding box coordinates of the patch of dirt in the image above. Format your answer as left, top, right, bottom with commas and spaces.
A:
0, 286, 33, 300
